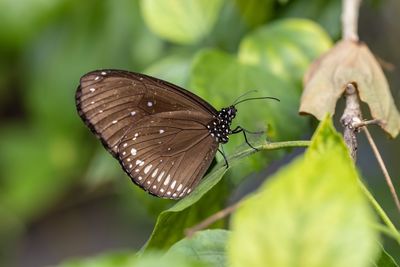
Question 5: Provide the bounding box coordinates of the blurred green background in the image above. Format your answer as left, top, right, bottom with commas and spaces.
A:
0, 0, 399, 266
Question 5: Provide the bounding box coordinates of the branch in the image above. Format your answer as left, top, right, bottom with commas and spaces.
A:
185, 201, 240, 237
363, 127, 400, 213
342, 0, 362, 41
340, 83, 362, 160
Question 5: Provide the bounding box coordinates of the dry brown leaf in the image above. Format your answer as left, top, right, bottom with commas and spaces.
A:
300, 40, 400, 138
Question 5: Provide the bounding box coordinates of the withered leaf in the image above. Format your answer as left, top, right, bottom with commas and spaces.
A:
300, 40, 400, 138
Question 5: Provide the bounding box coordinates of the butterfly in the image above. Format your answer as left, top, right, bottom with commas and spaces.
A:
75, 70, 278, 199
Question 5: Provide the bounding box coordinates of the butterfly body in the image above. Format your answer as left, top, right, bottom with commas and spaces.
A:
207, 107, 237, 144
76, 70, 234, 199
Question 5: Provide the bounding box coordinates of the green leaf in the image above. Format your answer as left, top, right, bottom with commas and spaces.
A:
0, 126, 83, 221
56, 251, 207, 267
166, 229, 229, 267
278, 0, 342, 38
143, 140, 308, 251
56, 251, 137, 267
376, 245, 399, 267
228, 117, 379, 267
191, 49, 307, 143
233, 0, 274, 28
144, 53, 193, 88
0, 0, 65, 48
239, 18, 332, 84
143, 168, 228, 251
140, 0, 224, 44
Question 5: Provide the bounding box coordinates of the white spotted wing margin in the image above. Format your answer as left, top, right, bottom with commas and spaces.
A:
117, 111, 219, 200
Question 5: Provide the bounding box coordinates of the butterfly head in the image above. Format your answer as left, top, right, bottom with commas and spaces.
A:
218, 106, 237, 124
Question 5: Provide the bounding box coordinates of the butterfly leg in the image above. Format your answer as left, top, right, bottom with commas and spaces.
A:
231, 126, 259, 151
217, 146, 229, 168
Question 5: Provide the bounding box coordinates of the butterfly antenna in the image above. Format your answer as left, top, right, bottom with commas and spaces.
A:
234, 96, 280, 106
232, 90, 258, 105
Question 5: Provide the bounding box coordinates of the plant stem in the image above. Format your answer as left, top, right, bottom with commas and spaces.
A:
340, 0, 400, 235
363, 127, 400, 213
342, 0, 361, 41
359, 181, 400, 244
185, 202, 240, 237
340, 83, 362, 160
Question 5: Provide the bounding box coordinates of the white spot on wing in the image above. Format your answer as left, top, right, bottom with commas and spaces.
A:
147, 101, 153, 107
160, 188, 164, 193
159, 129, 164, 134
152, 168, 158, 177
177, 184, 183, 192
144, 164, 152, 174
130, 148, 137, 156
101, 71, 106, 75
89, 88, 95, 92
138, 176, 142, 180
112, 120, 118, 124
123, 143, 128, 147
157, 171, 165, 182
164, 175, 171, 185
130, 111, 136, 116
171, 180, 176, 189
94, 76, 100, 81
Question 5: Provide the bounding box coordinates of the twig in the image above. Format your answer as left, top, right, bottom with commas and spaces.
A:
340, 83, 362, 160
363, 127, 400, 213
359, 181, 400, 244
342, 0, 362, 41
340, 0, 400, 215
185, 201, 240, 237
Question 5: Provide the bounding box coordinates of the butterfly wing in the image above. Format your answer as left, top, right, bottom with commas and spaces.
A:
117, 111, 218, 199
76, 70, 219, 199
76, 70, 217, 156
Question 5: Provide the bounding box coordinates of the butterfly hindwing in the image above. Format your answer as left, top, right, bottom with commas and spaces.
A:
117, 111, 218, 199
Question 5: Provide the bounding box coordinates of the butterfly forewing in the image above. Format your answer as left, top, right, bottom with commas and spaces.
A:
76, 70, 220, 199
76, 70, 217, 156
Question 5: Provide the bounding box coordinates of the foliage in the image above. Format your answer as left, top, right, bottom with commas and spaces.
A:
228, 117, 379, 267
0, 0, 399, 266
